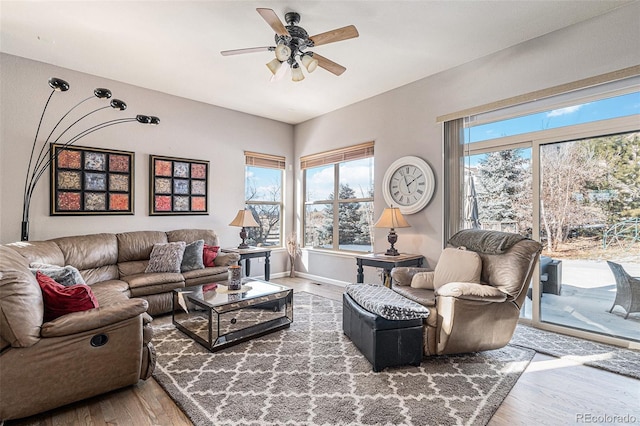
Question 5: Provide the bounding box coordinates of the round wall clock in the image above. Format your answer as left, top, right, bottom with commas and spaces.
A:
382, 156, 435, 214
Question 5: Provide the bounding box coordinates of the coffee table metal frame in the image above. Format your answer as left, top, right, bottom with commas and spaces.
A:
172, 278, 293, 352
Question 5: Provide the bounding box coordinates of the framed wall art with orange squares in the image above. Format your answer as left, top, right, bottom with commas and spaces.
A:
149, 154, 209, 215
50, 143, 134, 215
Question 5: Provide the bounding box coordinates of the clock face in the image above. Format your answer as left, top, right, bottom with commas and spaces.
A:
382, 156, 435, 214
389, 165, 427, 207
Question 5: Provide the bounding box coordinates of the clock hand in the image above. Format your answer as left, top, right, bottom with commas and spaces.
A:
406, 175, 422, 187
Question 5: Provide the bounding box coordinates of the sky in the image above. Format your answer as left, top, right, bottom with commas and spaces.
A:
465, 91, 639, 144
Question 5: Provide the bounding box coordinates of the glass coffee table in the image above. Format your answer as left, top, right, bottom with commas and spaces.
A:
172, 278, 293, 352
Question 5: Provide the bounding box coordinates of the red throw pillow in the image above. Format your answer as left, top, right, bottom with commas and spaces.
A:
203, 245, 220, 267
36, 271, 99, 322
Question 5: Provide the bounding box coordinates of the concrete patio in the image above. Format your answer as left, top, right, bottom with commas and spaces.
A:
523, 259, 640, 342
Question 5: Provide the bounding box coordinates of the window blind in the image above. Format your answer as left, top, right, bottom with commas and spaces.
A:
300, 141, 374, 169
245, 151, 286, 169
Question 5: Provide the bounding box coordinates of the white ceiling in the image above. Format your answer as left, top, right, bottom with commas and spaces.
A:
0, 1, 632, 124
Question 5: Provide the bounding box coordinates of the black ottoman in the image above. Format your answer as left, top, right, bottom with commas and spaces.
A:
343, 292, 424, 372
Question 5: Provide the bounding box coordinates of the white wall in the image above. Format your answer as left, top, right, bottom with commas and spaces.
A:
0, 54, 294, 276
294, 3, 640, 285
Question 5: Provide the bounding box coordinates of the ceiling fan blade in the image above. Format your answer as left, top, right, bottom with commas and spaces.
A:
310, 25, 359, 47
221, 46, 273, 56
256, 8, 290, 37
313, 53, 346, 76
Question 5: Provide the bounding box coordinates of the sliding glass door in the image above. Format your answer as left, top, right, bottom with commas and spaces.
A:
461, 87, 639, 345
538, 132, 640, 341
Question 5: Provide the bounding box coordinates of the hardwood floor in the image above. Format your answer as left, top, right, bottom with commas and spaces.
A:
6, 277, 639, 425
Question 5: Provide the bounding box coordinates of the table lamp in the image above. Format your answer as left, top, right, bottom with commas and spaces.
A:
374, 207, 410, 256
229, 209, 260, 249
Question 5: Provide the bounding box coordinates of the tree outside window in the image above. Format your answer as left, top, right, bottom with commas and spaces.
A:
304, 157, 374, 252
245, 165, 283, 247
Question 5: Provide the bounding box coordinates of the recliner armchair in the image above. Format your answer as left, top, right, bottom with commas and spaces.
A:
391, 229, 542, 356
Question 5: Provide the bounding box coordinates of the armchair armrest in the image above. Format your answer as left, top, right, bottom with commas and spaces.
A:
391, 267, 433, 286
40, 298, 149, 338
215, 252, 241, 267
435, 282, 507, 302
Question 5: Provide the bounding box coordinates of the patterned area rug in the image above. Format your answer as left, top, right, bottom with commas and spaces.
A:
511, 323, 640, 379
153, 292, 534, 426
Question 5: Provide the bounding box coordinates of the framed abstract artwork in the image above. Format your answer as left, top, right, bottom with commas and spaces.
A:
149, 155, 209, 215
50, 143, 134, 215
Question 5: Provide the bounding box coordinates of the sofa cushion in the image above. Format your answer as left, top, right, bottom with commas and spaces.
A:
5, 240, 65, 266
117, 231, 168, 263
392, 284, 436, 308
167, 229, 219, 246
36, 272, 99, 322
181, 240, 204, 272
410, 271, 435, 289
203, 244, 220, 267
433, 247, 482, 290
0, 246, 44, 348
145, 242, 186, 273
53, 233, 118, 270
29, 263, 85, 287
122, 272, 185, 297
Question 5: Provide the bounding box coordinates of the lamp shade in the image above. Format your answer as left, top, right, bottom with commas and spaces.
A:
374, 207, 410, 229
291, 65, 305, 82
266, 58, 282, 75
301, 54, 318, 73
229, 209, 259, 228
275, 43, 291, 61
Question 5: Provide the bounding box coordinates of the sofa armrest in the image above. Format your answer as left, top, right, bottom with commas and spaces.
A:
215, 252, 241, 267
40, 298, 149, 338
391, 267, 433, 286
435, 282, 507, 302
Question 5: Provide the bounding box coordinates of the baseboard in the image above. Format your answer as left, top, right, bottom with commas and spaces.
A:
292, 271, 350, 288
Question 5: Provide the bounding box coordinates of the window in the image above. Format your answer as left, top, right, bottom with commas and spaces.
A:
302, 142, 374, 252
244, 151, 285, 247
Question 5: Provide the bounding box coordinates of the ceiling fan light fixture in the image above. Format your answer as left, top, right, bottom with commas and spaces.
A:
301, 54, 318, 73
274, 43, 291, 61
266, 58, 282, 75
291, 64, 305, 82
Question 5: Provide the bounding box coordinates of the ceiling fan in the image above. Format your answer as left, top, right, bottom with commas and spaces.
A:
221, 8, 359, 82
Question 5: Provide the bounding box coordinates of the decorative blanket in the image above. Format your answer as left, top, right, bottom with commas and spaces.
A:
346, 283, 430, 321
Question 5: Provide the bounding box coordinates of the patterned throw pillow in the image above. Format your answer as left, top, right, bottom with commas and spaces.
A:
181, 240, 205, 272
145, 241, 186, 273
29, 263, 86, 287
36, 271, 99, 322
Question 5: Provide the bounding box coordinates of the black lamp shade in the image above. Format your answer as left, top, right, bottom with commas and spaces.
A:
94, 88, 112, 99
149, 116, 160, 125
110, 99, 127, 110
136, 115, 151, 123
48, 77, 69, 92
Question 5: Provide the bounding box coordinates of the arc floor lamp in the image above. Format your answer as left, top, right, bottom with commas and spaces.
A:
21, 77, 160, 241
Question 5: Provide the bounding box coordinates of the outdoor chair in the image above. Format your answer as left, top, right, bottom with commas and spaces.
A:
606, 261, 640, 319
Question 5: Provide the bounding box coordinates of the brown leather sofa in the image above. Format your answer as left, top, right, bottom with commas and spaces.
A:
391, 229, 542, 356
0, 228, 239, 421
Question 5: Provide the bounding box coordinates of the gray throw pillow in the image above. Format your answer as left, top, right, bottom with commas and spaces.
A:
145, 241, 186, 273
29, 263, 86, 287
181, 239, 205, 272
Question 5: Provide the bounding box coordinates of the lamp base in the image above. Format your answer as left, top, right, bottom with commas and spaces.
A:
238, 227, 250, 249
385, 247, 400, 256
385, 228, 400, 256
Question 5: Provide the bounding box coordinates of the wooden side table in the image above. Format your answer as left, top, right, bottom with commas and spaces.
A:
355, 253, 424, 287
221, 247, 272, 281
